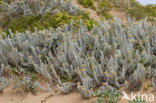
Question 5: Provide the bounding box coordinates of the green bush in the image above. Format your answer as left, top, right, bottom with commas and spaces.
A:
95, 88, 121, 103
78, 0, 96, 10
0, 11, 96, 34
0, 0, 2, 5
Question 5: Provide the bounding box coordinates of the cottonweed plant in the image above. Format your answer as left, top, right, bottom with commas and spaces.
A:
0, 18, 156, 98
0, 0, 78, 18
152, 69, 156, 90
58, 82, 76, 94
0, 64, 12, 93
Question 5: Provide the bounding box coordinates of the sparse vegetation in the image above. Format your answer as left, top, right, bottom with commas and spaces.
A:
77, 0, 156, 21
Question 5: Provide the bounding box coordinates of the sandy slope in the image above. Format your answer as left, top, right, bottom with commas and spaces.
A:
71, 0, 128, 24
1, 85, 156, 103
109, 8, 128, 25
0, 87, 96, 103
71, 0, 101, 20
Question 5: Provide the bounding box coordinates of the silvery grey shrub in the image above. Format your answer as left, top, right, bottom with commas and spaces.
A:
0, 0, 78, 18
0, 17, 156, 97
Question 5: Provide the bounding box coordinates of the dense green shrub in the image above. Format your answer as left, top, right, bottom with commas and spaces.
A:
0, 11, 95, 34
78, 0, 96, 10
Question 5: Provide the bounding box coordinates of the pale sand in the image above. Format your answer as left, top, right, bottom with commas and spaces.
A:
109, 8, 128, 25
1, 85, 156, 103
71, 0, 128, 24
0, 87, 96, 103
71, 0, 101, 20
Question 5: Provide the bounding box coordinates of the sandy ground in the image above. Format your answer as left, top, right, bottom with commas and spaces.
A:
1, 84, 156, 103
109, 8, 128, 25
118, 88, 156, 103
71, 0, 101, 20
0, 87, 96, 103
71, 0, 128, 24
118, 81, 156, 103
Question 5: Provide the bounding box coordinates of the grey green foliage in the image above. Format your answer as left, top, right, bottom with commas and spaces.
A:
0, 17, 156, 98
0, 0, 78, 18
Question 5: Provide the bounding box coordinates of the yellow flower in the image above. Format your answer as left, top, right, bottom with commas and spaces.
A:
78, 72, 81, 74
125, 81, 128, 84
82, 64, 86, 66
104, 71, 108, 75
127, 50, 131, 54
104, 33, 109, 36
68, 47, 72, 50
69, 35, 72, 38
146, 36, 150, 39
81, 68, 86, 72
28, 56, 32, 59
138, 40, 143, 45
109, 75, 113, 78
102, 82, 107, 86
32, 33, 35, 35
109, 67, 113, 69
129, 39, 135, 43
82, 87, 86, 90
142, 50, 146, 54
111, 20, 114, 23
128, 34, 133, 37
107, 74, 110, 77
144, 40, 149, 42
107, 45, 111, 48
112, 72, 117, 76
134, 22, 138, 25
90, 88, 93, 91
77, 82, 80, 86
141, 64, 145, 69
92, 67, 95, 70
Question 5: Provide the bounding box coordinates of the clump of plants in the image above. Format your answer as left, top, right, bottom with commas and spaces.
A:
125, 0, 156, 20
97, 0, 112, 19
0, 0, 95, 34
84, 0, 156, 21
78, 0, 96, 10
0, 1, 156, 100
0, 17, 156, 99
0, 10, 95, 33
95, 88, 121, 103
